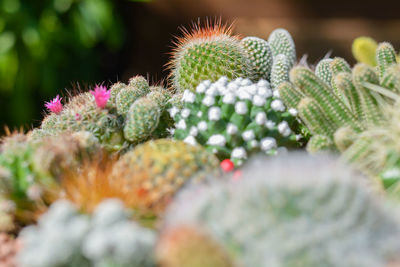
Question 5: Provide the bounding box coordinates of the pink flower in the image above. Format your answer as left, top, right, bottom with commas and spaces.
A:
90, 85, 110, 109
45, 95, 63, 114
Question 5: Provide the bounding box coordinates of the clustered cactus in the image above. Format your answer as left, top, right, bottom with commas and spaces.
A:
34, 76, 173, 152
171, 77, 302, 165
18, 199, 156, 267
169, 21, 296, 93
160, 154, 400, 267
3, 19, 400, 267
111, 139, 220, 215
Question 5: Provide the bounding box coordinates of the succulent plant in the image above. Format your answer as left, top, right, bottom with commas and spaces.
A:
18, 199, 156, 267
36, 76, 173, 152
162, 154, 400, 267
168, 20, 296, 93
111, 139, 220, 215
352, 36, 378, 66
171, 77, 302, 166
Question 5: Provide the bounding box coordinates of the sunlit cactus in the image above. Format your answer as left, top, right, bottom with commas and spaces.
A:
163, 154, 400, 267
111, 139, 219, 215
268, 28, 296, 68
17, 199, 156, 267
171, 77, 302, 166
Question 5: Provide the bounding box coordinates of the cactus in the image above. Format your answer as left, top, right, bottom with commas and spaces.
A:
270, 54, 291, 89
168, 22, 256, 93
171, 77, 303, 166
157, 226, 233, 267
111, 139, 219, 215
168, 21, 297, 92
163, 154, 400, 266
36, 76, 174, 152
240, 36, 273, 80
17, 199, 156, 267
352, 36, 378, 66
0, 131, 102, 227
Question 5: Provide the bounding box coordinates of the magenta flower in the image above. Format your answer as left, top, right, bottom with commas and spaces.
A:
45, 95, 63, 114
90, 85, 110, 109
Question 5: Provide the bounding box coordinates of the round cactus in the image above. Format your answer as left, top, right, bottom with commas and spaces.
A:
171, 77, 302, 165
111, 139, 219, 215
17, 199, 156, 267
163, 154, 400, 266
168, 22, 257, 92
240, 36, 273, 80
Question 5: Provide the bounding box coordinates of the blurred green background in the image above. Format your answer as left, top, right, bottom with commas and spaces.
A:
1, 0, 400, 132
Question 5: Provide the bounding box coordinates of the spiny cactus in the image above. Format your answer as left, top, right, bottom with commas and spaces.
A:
111, 139, 219, 215
163, 154, 400, 267
37, 76, 173, 151
168, 21, 296, 93
170, 77, 303, 166
18, 199, 156, 267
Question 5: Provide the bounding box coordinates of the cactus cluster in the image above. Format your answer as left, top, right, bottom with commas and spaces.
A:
111, 139, 220, 215
35, 76, 173, 152
0, 131, 101, 228
161, 154, 400, 267
279, 42, 400, 153
169, 21, 296, 93
171, 77, 302, 165
18, 199, 156, 267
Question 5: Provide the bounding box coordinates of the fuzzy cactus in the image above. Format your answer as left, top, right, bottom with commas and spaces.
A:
36, 76, 173, 152
163, 154, 400, 266
17, 199, 156, 267
111, 139, 219, 215
171, 77, 302, 166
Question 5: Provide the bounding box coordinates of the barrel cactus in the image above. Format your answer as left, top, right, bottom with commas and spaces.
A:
161, 154, 400, 267
18, 199, 156, 267
111, 139, 219, 215
171, 77, 302, 166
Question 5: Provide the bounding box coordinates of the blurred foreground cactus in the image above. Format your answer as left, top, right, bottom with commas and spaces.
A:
161, 154, 400, 266
169, 20, 296, 92
171, 77, 303, 165
18, 199, 156, 267
111, 139, 219, 215
35, 76, 173, 152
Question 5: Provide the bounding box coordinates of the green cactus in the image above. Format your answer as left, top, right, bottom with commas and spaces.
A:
240, 36, 273, 80
352, 36, 378, 66
164, 154, 400, 266
111, 139, 219, 215
268, 28, 297, 67
171, 77, 302, 166
315, 58, 333, 85
376, 42, 398, 79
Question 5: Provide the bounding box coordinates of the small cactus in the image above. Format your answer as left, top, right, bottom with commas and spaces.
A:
352, 36, 378, 66
268, 28, 297, 68
240, 36, 273, 80
111, 139, 219, 215
17, 199, 156, 267
163, 154, 400, 266
171, 77, 302, 166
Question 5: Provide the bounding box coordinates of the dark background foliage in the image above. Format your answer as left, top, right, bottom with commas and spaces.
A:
1, 0, 399, 133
